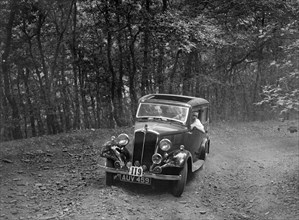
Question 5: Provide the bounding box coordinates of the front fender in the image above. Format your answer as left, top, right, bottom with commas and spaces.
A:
101, 145, 131, 165
162, 149, 191, 168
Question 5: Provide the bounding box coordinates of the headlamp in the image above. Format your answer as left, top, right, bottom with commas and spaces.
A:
152, 153, 162, 164
159, 139, 172, 151
117, 133, 130, 146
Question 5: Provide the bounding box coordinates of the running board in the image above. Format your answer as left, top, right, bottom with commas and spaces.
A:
192, 160, 205, 172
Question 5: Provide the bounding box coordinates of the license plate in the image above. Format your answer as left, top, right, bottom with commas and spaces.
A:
118, 174, 151, 185
129, 166, 143, 176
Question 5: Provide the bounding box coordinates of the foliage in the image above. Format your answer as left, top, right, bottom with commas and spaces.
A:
1, 0, 299, 141
258, 72, 299, 113
257, 35, 299, 115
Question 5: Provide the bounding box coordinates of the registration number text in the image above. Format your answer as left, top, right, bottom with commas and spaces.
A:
118, 174, 151, 185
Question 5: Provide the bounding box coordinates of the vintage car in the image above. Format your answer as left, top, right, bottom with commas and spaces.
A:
100, 94, 210, 197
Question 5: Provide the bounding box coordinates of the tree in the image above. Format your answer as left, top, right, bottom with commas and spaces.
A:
1, 0, 23, 139
257, 30, 299, 117
1, 0, 298, 141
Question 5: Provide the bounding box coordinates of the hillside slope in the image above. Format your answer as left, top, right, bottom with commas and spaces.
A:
0, 120, 298, 220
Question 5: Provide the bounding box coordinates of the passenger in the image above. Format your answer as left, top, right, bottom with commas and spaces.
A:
173, 108, 184, 120
190, 112, 205, 133
154, 105, 163, 116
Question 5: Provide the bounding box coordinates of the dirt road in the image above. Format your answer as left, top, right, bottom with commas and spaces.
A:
0, 120, 298, 220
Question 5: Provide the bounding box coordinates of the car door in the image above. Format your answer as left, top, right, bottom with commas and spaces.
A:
184, 108, 207, 162
199, 107, 209, 132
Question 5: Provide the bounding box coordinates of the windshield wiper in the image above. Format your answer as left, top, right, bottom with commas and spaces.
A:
138, 116, 182, 124
152, 117, 178, 123
137, 117, 149, 120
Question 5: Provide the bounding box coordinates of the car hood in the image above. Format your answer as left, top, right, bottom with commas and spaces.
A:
134, 121, 188, 136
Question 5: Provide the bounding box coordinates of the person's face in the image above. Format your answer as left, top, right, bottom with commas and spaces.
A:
155, 106, 162, 115
157, 107, 162, 114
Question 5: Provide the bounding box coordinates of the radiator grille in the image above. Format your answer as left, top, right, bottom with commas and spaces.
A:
132, 131, 157, 168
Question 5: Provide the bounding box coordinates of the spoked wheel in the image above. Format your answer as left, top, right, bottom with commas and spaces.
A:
105, 159, 115, 186
172, 162, 188, 197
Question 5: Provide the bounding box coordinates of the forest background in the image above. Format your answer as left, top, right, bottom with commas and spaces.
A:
0, 0, 298, 142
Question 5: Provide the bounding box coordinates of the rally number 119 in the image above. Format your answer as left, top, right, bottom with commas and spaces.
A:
129, 166, 143, 176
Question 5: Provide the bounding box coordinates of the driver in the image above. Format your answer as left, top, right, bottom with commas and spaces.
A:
154, 105, 163, 115
190, 112, 205, 133
173, 107, 184, 120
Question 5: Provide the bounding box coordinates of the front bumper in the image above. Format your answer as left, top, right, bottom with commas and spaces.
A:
99, 165, 182, 181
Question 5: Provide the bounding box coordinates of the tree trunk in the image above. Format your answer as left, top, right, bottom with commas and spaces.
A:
169, 49, 182, 94
36, 11, 58, 134
127, 14, 138, 120
25, 26, 47, 133
22, 68, 36, 137
60, 45, 71, 132
157, 42, 165, 93
237, 71, 249, 121
162, 0, 168, 11
71, 0, 81, 130
252, 47, 263, 120
141, 0, 150, 96
17, 71, 27, 138
96, 77, 102, 128
36, 109, 45, 136
89, 87, 97, 128
114, 2, 125, 125
73, 67, 81, 130
105, 3, 118, 128
1, 0, 23, 139
182, 52, 193, 95
79, 68, 90, 129
0, 53, 4, 141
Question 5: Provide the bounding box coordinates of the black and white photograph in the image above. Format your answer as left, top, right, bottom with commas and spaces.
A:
0, 0, 298, 219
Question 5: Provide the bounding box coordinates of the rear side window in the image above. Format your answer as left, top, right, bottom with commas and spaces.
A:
199, 107, 209, 123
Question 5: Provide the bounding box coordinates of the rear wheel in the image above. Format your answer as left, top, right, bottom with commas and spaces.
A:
172, 162, 188, 197
206, 140, 210, 154
199, 146, 206, 160
105, 159, 115, 186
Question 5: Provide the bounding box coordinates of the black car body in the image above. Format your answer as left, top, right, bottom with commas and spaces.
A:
100, 94, 210, 196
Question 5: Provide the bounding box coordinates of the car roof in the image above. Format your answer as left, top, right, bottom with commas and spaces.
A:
138, 94, 209, 107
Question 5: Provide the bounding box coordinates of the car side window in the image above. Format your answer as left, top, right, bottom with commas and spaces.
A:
199, 108, 208, 123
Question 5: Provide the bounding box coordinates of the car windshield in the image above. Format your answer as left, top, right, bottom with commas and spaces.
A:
136, 103, 188, 123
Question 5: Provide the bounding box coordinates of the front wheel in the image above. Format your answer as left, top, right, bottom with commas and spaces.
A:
105, 159, 115, 186
172, 162, 188, 197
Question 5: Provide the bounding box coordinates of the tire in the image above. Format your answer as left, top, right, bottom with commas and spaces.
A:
206, 140, 210, 154
172, 162, 188, 197
199, 146, 206, 160
105, 159, 115, 186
